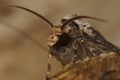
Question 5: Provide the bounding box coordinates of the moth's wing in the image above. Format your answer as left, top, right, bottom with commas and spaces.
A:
75, 28, 120, 61
92, 28, 120, 53
75, 38, 104, 60
79, 28, 120, 57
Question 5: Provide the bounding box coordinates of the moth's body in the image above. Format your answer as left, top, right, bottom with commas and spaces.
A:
9, 6, 120, 80
47, 14, 120, 65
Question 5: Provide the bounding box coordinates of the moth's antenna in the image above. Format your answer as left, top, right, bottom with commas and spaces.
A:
61, 16, 107, 30
9, 6, 54, 27
2, 22, 48, 51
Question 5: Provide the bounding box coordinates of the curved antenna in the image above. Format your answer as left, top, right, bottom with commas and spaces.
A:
61, 16, 107, 30
9, 5, 54, 27
2, 22, 48, 51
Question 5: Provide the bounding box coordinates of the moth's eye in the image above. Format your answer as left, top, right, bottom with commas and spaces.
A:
56, 33, 72, 47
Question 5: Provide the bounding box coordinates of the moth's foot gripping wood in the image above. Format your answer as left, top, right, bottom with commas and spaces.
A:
49, 52, 120, 80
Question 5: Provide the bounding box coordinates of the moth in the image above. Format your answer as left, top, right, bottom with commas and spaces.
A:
9, 6, 120, 80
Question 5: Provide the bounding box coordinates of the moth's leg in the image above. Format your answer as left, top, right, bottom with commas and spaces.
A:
45, 53, 53, 80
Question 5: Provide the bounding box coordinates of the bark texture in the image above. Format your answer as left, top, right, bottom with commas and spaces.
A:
49, 52, 120, 80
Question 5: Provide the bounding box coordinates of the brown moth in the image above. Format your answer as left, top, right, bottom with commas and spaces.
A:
9, 6, 120, 80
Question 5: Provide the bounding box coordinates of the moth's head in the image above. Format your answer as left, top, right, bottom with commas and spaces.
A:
47, 24, 72, 48
47, 14, 77, 47
46, 13, 106, 47
47, 14, 102, 47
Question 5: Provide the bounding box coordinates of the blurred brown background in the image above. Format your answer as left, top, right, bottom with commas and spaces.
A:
0, 0, 120, 80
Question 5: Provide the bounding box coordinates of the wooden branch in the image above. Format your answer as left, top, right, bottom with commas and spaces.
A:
49, 52, 120, 80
